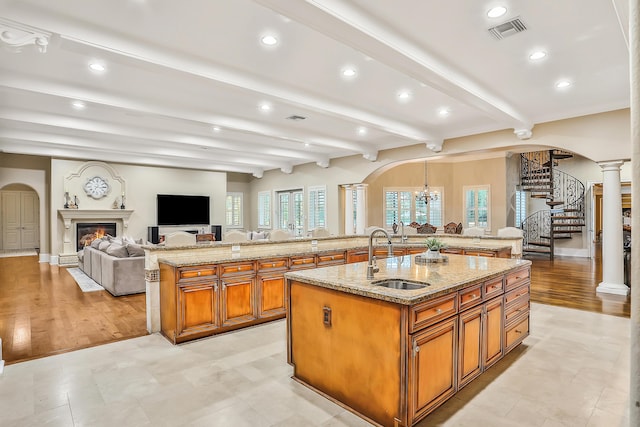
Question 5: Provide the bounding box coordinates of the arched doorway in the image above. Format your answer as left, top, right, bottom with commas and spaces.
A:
0, 183, 40, 252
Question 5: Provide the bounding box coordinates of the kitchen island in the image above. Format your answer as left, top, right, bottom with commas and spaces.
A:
285, 254, 531, 427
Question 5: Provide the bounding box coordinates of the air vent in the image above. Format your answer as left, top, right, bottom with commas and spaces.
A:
286, 115, 307, 121
488, 17, 527, 40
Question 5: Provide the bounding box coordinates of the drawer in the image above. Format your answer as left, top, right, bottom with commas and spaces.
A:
220, 262, 255, 276
458, 283, 482, 311
257, 258, 288, 272
504, 284, 530, 307
483, 276, 504, 299
289, 255, 316, 270
505, 298, 529, 325
178, 265, 217, 281
317, 251, 346, 266
505, 267, 530, 291
505, 315, 529, 350
410, 293, 458, 333
464, 249, 496, 257
441, 248, 463, 255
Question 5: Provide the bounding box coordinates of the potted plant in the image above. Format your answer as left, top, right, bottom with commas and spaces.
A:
424, 237, 447, 259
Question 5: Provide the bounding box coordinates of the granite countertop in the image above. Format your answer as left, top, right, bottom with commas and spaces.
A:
153, 235, 514, 267
285, 254, 531, 306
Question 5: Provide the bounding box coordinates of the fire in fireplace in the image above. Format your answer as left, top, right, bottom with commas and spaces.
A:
76, 223, 116, 251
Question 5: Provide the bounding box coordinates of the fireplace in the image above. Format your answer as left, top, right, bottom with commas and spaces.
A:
76, 223, 116, 251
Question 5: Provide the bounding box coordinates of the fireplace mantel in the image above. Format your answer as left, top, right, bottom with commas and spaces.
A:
58, 209, 134, 266
58, 209, 134, 229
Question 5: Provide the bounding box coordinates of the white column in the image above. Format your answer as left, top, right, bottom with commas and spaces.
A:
596, 161, 629, 295
343, 185, 354, 235
629, 0, 640, 423
355, 184, 368, 235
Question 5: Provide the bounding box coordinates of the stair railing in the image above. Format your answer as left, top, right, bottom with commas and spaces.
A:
520, 152, 586, 257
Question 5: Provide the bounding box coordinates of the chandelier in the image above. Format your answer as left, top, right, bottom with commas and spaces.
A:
415, 160, 439, 205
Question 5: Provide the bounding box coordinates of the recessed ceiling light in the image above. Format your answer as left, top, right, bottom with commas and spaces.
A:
88, 62, 105, 72
487, 6, 507, 18
259, 102, 272, 112
212, 126, 221, 132
342, 67, 357, 78
304, 143, 310, 148
261, 35, 278, 46
529, 51, 547, 60
438, 107, 450, 116
555, 80, 572, 89
71, 100, 85, 110
357, 127, 367, 135
397, 90, 411, 101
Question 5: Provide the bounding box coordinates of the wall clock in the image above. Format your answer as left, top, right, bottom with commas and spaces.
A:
84, 176, 111, 199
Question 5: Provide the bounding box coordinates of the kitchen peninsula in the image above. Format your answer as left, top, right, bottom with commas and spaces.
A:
285, 254, 531, 427
151, 234, 522, 343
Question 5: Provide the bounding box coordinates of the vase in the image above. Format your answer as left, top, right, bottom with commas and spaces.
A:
425, 249, 441, 259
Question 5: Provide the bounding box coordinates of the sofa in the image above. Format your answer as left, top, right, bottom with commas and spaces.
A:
77, 236, 145, 296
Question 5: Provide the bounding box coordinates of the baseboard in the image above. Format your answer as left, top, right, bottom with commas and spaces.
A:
0, 337, 4, 374
39, 252, 50, 263
554, 247, 590, 258
49, 255, 59, 265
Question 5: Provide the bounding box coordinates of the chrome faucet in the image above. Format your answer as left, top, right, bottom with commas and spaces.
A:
367, 227, 393, 280
400, 221, 407, 242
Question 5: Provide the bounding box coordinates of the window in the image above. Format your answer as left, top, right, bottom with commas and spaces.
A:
257, 191, 271, 228
515, 190, 527, 227
463, 185, 490, 229
384, 187, 444, 228
308, 186, 326, 230
225, 192, 243, 228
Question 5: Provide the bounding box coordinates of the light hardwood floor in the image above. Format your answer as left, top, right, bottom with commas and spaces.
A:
0, 251, 630, 365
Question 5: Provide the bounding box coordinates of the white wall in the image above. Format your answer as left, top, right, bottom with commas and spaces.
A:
50, 159, 226, 261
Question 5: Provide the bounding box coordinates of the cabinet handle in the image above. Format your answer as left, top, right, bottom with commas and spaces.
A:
197, 271, 201, 276
515, 329, 522, 334
435, 308, 442, 314
414, 345, 420, 353
472, 294, 478, 298
272, 263, 276, 268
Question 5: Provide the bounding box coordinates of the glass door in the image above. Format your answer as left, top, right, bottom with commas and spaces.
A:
277, 189, 304, 236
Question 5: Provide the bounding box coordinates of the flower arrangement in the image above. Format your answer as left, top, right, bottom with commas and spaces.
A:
425, 237, 447, 251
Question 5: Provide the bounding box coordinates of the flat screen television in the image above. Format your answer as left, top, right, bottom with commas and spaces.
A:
157, 194, 210, 226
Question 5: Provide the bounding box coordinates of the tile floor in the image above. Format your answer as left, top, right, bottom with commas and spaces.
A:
0, 303, 630, 427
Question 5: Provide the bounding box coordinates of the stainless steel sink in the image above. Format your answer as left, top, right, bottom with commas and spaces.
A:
372, 279, 429, 290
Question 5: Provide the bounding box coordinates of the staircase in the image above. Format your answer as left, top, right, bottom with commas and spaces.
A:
519, 150, 585, 260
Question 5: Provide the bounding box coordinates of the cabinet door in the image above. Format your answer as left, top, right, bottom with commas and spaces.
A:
373, 248, 404, 259
458, 306, 482, 388
178, 282, 218, 335
257, 273, 286, 318
410, 317, 457, 423
221, 276, 257, 327
483, 297, 504, 369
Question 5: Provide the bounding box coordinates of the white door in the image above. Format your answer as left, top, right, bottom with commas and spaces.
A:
276, 189, 304, 236
1, 191, 39, 250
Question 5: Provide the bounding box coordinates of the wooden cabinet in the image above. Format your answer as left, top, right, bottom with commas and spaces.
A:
256, 257, 288, 319
409, 317, 458, 423
220, 275, 256, 327
440, 247, 463, 255
483, 296, 504, 369
374, 247, 406, 259
458, 305, 483, 388
160, 263, 220, 344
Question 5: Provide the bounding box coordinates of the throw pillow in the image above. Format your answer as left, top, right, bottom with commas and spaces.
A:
90, 238, 103, 249
98, 240, 111, 252
122, 235, 136, 244
252, 231, 265, 240
106, 243, 128, 258
126, 243, 145, 257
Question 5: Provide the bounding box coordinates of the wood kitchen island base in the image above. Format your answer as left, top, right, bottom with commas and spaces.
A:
286, 255, 531, 427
